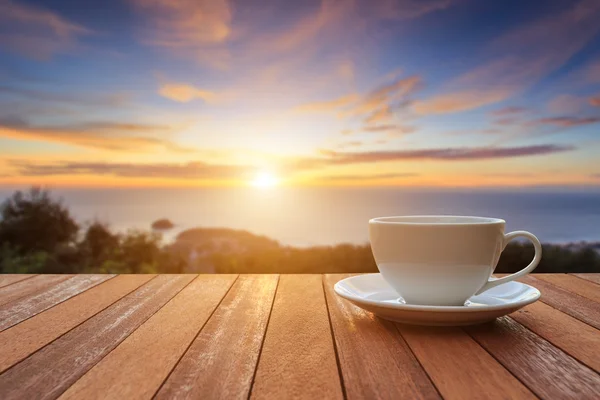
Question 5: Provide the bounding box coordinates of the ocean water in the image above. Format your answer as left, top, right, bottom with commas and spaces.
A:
1, 187, 599, 246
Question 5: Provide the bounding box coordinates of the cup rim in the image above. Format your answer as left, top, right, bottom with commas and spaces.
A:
369, 215, 506, 225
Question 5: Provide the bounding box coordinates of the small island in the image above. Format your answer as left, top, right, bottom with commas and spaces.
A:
151, 218, 175, 231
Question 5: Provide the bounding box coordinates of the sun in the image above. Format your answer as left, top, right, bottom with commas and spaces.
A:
251, 171, 280, 188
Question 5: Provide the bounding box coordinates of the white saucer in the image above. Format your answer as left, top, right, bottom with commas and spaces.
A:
334, 274, 541, 326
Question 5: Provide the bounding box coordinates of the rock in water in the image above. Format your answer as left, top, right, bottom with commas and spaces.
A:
151, 218, 175, 230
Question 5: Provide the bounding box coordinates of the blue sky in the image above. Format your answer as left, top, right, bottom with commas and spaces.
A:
0, 0, 599, 187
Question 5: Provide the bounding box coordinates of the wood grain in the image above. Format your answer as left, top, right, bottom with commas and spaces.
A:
398, 325, 535, 399
59, 275, 238, 400
519, 275, 600, 329
251, 275, 343, 400
0, 274, 114, 331
0, 275, 36, 289
510, 301, 600, 373
0, 274, 195, 400
0, 274, 154, 373
571, 273, 600, 285
467, 317, 600, 399
155, 274, 279, 400
0, 275, 71, 306
534, 274, 600, 303
324, 274, 440, 400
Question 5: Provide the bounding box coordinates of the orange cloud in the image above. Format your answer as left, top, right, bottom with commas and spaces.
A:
357, 76, 421, 113
413, 89, 511, 114
131, 0, 232, 68
0, 0, 90, 59
132, 0, 231, 44
590, 96, 600, 106
0, 120, 192, 153
9, 160, 247, 180
294, 94, 359, 113
267, 0, 349, 53
158, 83, 218, 103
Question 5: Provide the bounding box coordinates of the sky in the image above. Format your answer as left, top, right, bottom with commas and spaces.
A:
0, 0, 599, 188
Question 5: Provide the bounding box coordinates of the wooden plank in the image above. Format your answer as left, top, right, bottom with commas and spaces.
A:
398, 325, 535, 399
572, 273, 600, 285
535, 274, 600, 303
0, 275, 72, 306
520, 275, 600, 329
510, 301, 600, 373
0, 274, 154, 374
323, 274, 440, 400
0, 274, 195, 400
251, 275, 343, 400
155, 274, 279, 400
466, 317, 600, 399
59, 275, 238, 400
0, 274, 114, 331
0, 274, 36, 289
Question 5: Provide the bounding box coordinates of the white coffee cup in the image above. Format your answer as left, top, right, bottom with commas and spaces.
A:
369, 216, 542, 306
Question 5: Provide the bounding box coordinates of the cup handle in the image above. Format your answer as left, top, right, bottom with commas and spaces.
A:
475, 231, 542, 295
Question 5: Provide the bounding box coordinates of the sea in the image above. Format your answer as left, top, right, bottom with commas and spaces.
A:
1, 187, 599, 247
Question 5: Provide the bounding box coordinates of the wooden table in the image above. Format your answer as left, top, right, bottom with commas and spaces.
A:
0, 274, 598, 399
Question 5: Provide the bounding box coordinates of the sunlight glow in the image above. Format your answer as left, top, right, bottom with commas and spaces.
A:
251, 171, 280, 188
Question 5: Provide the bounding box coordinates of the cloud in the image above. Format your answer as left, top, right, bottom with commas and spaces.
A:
352, 76, 421, 116
336, 141, 363, 149
413, 88, 512, 114
9, 160, 247, 179
547, 94, 586, 114
365, 106, 393, 124
590, 97, 600, 107
318, 172, 419, 182
362, 124, 416, 136
158, 83, 218, 103
320, 144, 574, 163
414, 0, 600, 114
490, 106, 529, 117
340, 129, 353, 135
285, 144, 575, 172
296, 75, 421, 118
0, 85, 129, 107
294, 94, 359, 113
0, 0, 90, 59
0, 118, 192, 153
131, 0, 231, 44
528, 116, 600, 128
130, 0, 232, 69
494, 118, 518, 126
372, 0, 451, 20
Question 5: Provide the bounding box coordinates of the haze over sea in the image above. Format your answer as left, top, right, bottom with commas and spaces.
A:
2, 188, 598, 247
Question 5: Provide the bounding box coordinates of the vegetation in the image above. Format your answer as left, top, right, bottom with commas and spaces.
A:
1, 188, 599, 274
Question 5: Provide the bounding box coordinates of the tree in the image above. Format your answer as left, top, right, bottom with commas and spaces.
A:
80, 221, 119, 267
0, 187, 79, 255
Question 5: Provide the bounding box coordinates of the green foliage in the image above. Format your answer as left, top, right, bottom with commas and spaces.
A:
0, 187, 78, 255
0, 188, 182, 274
0, 187, 599, 274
